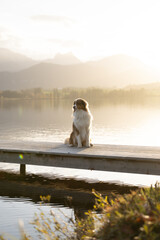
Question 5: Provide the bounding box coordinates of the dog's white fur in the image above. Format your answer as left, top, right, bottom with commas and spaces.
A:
65, 98, 93, 148
73, 108, 92, 147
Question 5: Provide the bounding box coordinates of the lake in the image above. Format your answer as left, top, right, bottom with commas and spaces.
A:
1, 97, 160, 238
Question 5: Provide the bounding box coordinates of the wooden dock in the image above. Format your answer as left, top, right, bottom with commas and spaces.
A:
0, 141, 160, 175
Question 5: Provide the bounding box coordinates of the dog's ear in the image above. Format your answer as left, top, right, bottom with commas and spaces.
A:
82, 99, 88, 110
83, 100, 87, 107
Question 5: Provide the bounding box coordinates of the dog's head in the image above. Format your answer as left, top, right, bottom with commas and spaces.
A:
73, 98, 88, 112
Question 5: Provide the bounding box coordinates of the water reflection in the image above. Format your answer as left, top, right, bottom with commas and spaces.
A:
0, 171, 137, 206
1, 98, 160, 146
0, 196, 72, 239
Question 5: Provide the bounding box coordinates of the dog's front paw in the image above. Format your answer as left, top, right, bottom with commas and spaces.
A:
77, 143, 82, 148
69, 144, 73, 147
85, 143, 90, 148
85, 143, 93, 148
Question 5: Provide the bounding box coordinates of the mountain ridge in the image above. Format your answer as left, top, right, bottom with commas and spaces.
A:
0, 48, 82, 71
0, 52, 159, 90
46, 52, 81, 65
0, 48, 37, 71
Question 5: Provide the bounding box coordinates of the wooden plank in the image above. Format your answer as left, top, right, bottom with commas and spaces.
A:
0, 141, 160, 175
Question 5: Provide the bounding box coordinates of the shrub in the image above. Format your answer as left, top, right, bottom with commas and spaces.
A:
94, 183, 160, 240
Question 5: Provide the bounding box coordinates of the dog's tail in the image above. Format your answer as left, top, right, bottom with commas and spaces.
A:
64, 138, 70, 145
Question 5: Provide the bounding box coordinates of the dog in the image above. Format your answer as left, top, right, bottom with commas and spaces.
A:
65, 98, 93, 148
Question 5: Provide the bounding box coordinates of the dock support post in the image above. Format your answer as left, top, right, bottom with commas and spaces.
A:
20, 164, 26, 176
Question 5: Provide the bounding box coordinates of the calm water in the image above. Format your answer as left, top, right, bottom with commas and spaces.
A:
1, 98, 160, 238
0, 196, 73, 239
1, 98, 160, 146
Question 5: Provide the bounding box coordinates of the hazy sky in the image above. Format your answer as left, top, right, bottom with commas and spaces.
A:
0, 0, 160, 67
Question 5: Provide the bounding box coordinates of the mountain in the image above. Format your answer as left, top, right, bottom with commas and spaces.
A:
46, 52, 81, 65
0, 48, 37, 71
0, 54, 160, 90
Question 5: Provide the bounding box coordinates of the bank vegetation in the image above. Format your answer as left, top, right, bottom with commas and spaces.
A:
1, 183, 160, 239
0, 87, 158, 101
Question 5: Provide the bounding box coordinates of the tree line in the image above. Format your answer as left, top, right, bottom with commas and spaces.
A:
0, 87, 151, 100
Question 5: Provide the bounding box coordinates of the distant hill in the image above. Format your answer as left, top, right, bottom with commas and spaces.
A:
0, 54, 160, 90
46, 52, 81, 65
0, 49, 81, 72
0, 48, 37, 71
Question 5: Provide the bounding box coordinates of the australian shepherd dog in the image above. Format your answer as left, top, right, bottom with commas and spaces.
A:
65, 98, 93, 147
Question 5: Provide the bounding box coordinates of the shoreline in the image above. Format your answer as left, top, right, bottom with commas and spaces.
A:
0, 171, 138, 209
